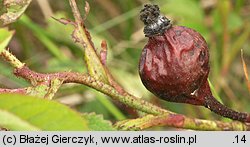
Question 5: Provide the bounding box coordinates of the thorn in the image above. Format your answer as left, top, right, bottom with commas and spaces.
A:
100, 40, 108, 65
51, 16, 76, 26
84, 1, 90, 20
71, 29, 81, 44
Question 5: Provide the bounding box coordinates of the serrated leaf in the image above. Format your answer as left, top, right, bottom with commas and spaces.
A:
0, 94, 88, 130
0, 0, 32, 26
0, 27, 14, 52
83, 113, 115, 131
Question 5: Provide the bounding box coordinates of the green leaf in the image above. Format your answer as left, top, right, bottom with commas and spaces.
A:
83, 113, 115, 131
0, 27, 14, 52
0, 94, 88, 130
26, 85, 49, 98
26, 79, 63, 99
45, 78, 64, 100
0, 0, 32, 26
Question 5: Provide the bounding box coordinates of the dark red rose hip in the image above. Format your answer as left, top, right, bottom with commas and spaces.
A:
139, 4, 250, 123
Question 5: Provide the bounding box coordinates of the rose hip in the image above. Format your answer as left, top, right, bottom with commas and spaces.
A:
139, 4, 250, 123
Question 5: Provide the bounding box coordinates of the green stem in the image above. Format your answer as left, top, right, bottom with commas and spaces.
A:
69, 0, 109, 83
0, 50, 24, 68
115, 114, 250, 131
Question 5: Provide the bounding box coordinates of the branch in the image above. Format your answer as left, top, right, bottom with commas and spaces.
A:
0, 49, 24, 68
13, 65, 167, 115
14, 66, 250, 130
68, 0, 125, 94
115, 114, 250, 131
1, 0, 249, 131
1, 49, 250, 130
69, 0, 109, 83
0, 88, 27, 94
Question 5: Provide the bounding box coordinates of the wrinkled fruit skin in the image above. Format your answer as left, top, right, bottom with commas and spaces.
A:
139, 4, 250, 123
139, 26, 210, 101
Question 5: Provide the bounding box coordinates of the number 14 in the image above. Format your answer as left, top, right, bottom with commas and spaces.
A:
234, 135, 246, 143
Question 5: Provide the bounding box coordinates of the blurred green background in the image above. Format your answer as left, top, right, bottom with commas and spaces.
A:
1, 0, 250, 127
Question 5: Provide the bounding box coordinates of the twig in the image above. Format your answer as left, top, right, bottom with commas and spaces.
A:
1, 49, 250, 130
0, 48, 165, 114
69, 0, 109, 83
115, 114, 250, 131
68, 0, 125, 94
13, 65, 167, 115
1, 0, 250, 131
0, 49, 24, 68
69, 0, 83, 24
0, 88, 27, 94
13, 66, 250, 130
